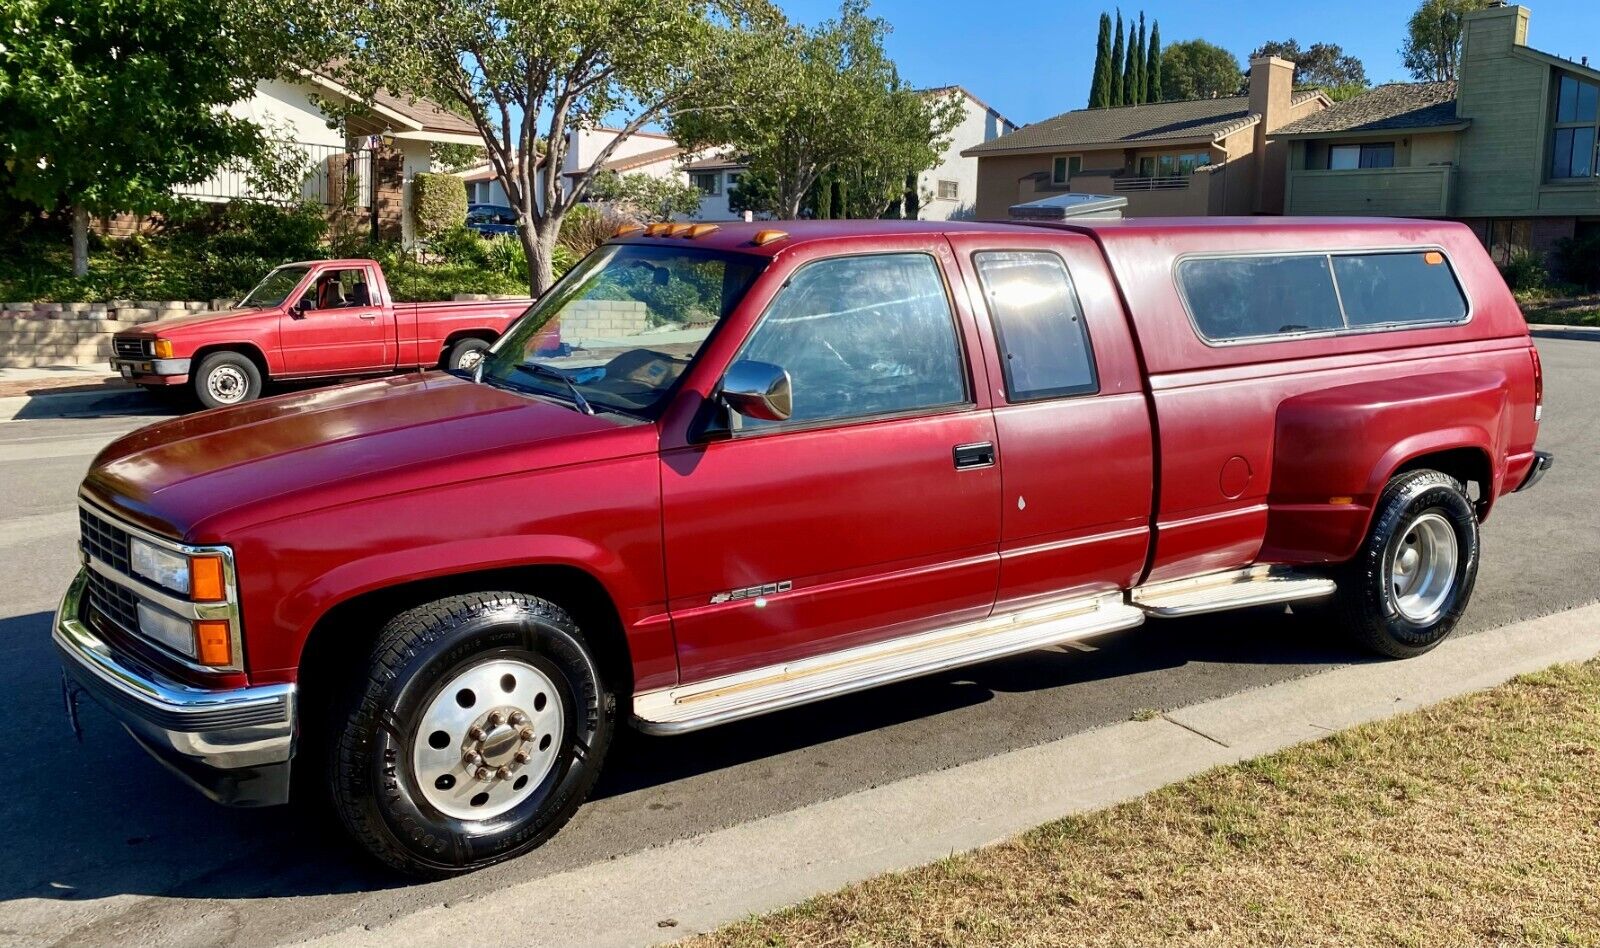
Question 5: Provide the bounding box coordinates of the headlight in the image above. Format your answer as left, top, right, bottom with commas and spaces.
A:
131, 538, 190, 594
136, 601, 196, 657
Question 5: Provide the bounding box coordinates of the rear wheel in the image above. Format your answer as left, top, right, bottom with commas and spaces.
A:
446, 337, 491, 372
1333, 469, 1479, 658
329, 592, 613, 877
193, 351, 262, 408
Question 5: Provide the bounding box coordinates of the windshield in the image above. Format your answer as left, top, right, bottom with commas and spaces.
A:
240, 265, 311, 308
478, 244, 766, 416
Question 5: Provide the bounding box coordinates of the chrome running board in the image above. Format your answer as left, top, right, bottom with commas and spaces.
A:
1131, 566, 1335, 618
632, 593, 1145, 735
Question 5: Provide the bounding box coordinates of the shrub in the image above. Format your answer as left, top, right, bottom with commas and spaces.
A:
429, 224, 490, 268
1498, 249, 1547, 292
558, 204, 634, 260
412, 172, 469, 242
1553, 231, 1600, 290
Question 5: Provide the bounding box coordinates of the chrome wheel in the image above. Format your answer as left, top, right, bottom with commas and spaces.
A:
457, 348, 485, 371
206, 365, 249, 404
410, 657, 565, 820
1389, 511, 1458, 624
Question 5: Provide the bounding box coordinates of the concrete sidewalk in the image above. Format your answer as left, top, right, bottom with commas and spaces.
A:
307, 600, 1600, 948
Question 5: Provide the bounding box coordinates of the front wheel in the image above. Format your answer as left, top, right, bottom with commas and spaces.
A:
445, 337, 491, 372
329, 592, 613, 877
192, 351, 263, 408
1333, 469, 1480, 658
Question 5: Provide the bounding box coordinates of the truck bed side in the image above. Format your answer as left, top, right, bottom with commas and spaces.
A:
399, 298, 531, 369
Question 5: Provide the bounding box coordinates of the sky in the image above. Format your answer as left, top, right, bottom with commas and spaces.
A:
773, 0, 1600, 125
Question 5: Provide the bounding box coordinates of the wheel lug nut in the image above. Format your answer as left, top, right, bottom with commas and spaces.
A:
462, 751, 482, 766
474, 766, 491, 781
467, 726, 485, 740
487, 711, 504, 726
519, 727, 535, 741
496, 765, 512, 780
514, 750, 530, 765
508, 711, 526, 726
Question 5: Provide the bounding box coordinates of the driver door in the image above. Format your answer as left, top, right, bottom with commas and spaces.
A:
278, 265, 391, 375
659, 247, 1002, 683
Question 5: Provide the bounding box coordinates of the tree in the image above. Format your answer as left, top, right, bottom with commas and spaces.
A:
0, 0, 288, 275
1110, 10, 1125, 106
1401, 0, 1490, 81
1251, 39, 1368, 88
324, 0, 773, 295
1089, 13, 1114, 108
1122, 19, 1140, 105
1161, 39, 1243, 100
1146, 20, 1163, 101
672, 1, 960, 220
587, 170, 704, 223
1132, 14, 1147, 105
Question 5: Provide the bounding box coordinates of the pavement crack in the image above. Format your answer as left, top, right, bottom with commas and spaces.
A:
1160, 714, 1231, 748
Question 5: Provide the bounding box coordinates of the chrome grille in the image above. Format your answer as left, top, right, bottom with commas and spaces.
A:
113, 337, 148, 359
79, 507, 131, 574
85, 568, 140, 636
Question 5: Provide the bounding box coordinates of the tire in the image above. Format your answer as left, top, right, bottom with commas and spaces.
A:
193, 351, 263, 409
1333, 469, 1480, 658
445, 337, 492, 372
329, 592, 614, 877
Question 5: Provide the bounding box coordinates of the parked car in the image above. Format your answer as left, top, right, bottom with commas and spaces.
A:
56, 218, 1550, 876
109, 259, 529, 407
465, 203, 519, 236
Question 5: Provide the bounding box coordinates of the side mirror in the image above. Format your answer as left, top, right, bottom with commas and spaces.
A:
288, 302, 307, 319
720, 360, 792, 422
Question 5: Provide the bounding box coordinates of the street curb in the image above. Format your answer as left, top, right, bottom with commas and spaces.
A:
301, 600, 1600, 948
1530, 323, 1600, 340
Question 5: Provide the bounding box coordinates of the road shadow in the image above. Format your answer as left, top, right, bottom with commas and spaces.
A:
0, 601, 1372, 906
8, 389, 183, 422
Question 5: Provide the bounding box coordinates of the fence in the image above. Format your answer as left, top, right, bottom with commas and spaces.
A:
174, 140, 375, 208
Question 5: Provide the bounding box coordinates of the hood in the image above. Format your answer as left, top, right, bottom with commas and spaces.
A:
84, 372, 655, 540
119, 308, 258, 335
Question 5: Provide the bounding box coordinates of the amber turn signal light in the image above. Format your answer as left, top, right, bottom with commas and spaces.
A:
152, 338, 175, 359
195, 619, 233, 667
190, 555, 226, 602
612, 224, 644, 238
752, 229, 789, 246
686, 223, 719, 238
1423, 251, 1444, 265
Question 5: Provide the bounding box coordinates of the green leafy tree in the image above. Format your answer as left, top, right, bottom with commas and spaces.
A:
1161, 39, 1243, 100
322, 0, 775, 295
1402, 0, 1490, 81
587, 170, 704, 223
672, 1, 960, 220
1110, 10, 1125, 105
1146, 20, 1163, 101
1251, 39, 1369, 88
1089, 13, 1113, 108
0, 0, 290, 275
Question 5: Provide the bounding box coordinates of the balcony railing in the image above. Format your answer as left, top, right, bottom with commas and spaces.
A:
1285, 165, 1457, 217
174, 140, 375, 209
1112, 176, 1193, 192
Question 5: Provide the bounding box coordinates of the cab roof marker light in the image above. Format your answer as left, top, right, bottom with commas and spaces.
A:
613, 224, 645, 238
644, 223, 672, 237
752, 229, 789, 246
687, 223, 720, 238
668, 223, 694, 237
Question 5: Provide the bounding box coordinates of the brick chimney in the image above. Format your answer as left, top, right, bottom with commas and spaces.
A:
1249, 55, 1296, 214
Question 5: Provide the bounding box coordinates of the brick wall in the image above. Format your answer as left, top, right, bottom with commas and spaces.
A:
558, 300, 650, 346
0, 301, 219, 368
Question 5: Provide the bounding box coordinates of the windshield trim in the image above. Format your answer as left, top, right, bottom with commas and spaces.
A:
240, 264, 313, 308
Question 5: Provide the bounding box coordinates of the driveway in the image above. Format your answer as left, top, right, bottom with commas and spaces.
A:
0, 338, 1594, 946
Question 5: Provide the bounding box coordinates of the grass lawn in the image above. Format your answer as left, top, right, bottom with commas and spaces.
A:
1518, 289, 1600, 327
695, 660, 1600, 947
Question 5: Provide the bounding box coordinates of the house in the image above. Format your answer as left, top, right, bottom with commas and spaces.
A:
965, 58, 1329, 219
457, 129, 712, 217
1274, 4, 1599, 262
178, 69, 480, 246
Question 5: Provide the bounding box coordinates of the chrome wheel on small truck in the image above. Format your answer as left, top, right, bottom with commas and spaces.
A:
193, 350, 262, 408
328, 592, 613, 877
1330, 469, 1481, 658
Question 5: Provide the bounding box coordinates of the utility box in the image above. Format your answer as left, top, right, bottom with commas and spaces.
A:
1008, 193, 1128, 221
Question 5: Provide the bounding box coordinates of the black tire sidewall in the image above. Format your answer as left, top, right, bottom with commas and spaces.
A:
1351, 473, 1479, 656
193, 352, 261, 409
447, 338, 491, 371
344, 597, 609, 874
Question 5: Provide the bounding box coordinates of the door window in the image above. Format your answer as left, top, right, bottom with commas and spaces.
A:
735, 253, 967, 430
309, 268, 373, 310
973, 251, 1097, 400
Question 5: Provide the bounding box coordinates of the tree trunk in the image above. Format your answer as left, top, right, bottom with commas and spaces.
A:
71, 205, 90, 277
521, 216, 561, 298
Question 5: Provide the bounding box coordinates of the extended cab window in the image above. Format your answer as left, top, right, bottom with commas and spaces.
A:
1178, 251, 1467, 342
973, 251, 1097, 400
736, 253, 967, 429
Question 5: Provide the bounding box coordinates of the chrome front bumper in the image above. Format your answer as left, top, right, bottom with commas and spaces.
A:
110, 357, 190, 376
53, 569, 296, 806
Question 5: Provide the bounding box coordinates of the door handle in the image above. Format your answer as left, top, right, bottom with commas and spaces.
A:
953, 442, 995, 470
356, 312, 377, 320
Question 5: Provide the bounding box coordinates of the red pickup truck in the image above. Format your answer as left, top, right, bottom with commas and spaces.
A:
56, 218, 1550, 876
109, 258, 529, 407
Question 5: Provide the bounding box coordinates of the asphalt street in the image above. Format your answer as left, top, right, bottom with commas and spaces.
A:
0, 337, 1594, 947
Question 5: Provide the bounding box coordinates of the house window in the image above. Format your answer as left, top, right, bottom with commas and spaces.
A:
1154, 152, 1211, 177
1051, 155, 1082, 185
692, 172, 722, 196
1551, 74, 1599, 180
1328, 143, 1396, 170
937, 180, 959, 200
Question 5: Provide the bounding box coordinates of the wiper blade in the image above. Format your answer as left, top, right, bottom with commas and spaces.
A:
517, 363, 594, 415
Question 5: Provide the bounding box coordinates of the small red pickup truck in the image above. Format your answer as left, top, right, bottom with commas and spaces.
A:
109, 258, 529, 407
56, 218, 1550, 876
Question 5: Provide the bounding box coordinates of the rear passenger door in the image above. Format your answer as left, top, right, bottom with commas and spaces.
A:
949, 234, 1155, 610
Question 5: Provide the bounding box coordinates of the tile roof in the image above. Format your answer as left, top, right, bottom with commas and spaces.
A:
368, 89, 478, 136
561, 143, 686, 177
1274, 82, 1460, 136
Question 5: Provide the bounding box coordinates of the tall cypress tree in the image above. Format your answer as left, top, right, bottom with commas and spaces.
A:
1121, 20, 1138, 105
1109, 9, 1125, 106
1132, 13, 1147, 105
1146, 20, 1163, 101
1089, 13, 1113, 108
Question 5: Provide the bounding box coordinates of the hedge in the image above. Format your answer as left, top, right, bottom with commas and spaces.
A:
412, 172, 469, 241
